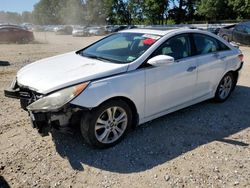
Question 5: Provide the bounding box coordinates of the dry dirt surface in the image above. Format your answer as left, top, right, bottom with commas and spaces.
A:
0, 32, 249, 188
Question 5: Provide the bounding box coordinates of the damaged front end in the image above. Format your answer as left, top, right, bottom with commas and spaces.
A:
29, 107, 81, 136
4, 78, 89, 135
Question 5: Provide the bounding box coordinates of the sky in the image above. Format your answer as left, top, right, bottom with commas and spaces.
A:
0, 0, 40, 13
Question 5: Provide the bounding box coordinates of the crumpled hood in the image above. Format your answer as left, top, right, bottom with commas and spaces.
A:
17, 52, 128, 94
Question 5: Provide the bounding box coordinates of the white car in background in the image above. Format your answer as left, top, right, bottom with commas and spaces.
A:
5, 28, 244, 148
88, 26, 106, 36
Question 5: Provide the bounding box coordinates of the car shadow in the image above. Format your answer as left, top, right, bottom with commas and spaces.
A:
0, 61, 10, 66
51, 85, 250, 173
0, 176, 11, 188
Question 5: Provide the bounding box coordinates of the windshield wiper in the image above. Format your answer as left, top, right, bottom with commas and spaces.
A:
83, 53, 112, 62
82, 53, 122, 64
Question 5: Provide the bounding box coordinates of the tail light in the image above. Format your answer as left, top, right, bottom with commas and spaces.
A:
238, 54, 244, 61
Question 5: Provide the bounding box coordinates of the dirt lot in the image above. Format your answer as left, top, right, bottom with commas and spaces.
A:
0, 32, 249, 188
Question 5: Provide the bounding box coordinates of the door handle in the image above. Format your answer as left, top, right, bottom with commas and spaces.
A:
187, 66, 197, 72
213, 53, 227, 60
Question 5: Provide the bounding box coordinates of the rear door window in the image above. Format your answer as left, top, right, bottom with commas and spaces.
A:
193, 34, 220, 55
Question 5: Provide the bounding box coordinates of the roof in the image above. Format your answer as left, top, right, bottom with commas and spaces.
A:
0, 24, 27, 30
239, 21, 250, 26
119, 27, 199, 36
119, 28, 176, 36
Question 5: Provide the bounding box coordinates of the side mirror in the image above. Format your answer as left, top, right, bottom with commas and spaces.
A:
147, 55, 174, 66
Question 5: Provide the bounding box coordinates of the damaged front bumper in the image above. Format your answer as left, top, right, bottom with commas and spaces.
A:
29, 108, 79, 135
4, 87, 83, 135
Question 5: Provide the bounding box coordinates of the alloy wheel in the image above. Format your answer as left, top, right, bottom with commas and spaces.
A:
218, 75, 233, 99
94, 106, 128, 144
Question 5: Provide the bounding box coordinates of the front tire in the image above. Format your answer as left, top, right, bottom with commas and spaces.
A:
214, 72, 235, 102
80, 100, 132, 148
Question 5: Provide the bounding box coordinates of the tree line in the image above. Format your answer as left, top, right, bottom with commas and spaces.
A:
1, 0, 250, 25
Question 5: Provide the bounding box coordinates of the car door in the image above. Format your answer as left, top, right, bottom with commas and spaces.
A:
233, 25, 245, 44
0, 28, 10, 42
192, 33, 230, 99
145, 34, 197, 117
243, 25, 250, 45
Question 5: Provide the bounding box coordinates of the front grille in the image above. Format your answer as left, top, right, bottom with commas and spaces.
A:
19, 91, 31, 98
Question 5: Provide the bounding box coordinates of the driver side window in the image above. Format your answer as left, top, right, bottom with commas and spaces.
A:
153, 34, 191, 60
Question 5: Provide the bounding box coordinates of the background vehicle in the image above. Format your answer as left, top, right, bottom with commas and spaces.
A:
0, 25, 34, 43
88, 27, 106, 36
206, 27, 220, 35
111, 25, 137, 32
72, 26, 90, 37
55, 25, 73, 35
4, 29, 243, 148
219, 21, 250, 45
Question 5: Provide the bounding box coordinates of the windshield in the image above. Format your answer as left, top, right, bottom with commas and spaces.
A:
79, 32, 161, 64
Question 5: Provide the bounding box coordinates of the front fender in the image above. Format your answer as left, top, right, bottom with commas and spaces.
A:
70, 70, 145, 119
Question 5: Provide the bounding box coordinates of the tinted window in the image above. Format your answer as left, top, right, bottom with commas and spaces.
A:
153, 34, 191, 60
193, 34, 220, 55
244, 26, 250, 34
235, 25, 244, 32
219, 40, 230, 51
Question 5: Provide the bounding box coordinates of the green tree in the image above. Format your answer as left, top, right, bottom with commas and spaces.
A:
59, 0, 86, 25
33, 0, 65, 25
104, 0, 143, 25
86, 0, 107, 25
21, 11, 33, 23
0, 11, 22, 24
196, 0, 233, 20
105, 0, 132, 25
142, 0, 168, 25
168, 0, 200, 23
228, 0, 250, 19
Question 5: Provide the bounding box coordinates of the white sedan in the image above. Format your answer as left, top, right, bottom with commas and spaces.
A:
5, 28, 244, 148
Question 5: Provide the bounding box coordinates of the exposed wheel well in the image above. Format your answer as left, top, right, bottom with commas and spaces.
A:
228, 70, 239, 90
97, 96, 139, 128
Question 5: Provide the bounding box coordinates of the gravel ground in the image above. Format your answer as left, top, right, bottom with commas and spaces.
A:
0, 32, 249, 188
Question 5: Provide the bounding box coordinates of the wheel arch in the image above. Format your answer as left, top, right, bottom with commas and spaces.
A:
213, 69, 239, 97
227, 70, 239, 90
95, 96, 139, 129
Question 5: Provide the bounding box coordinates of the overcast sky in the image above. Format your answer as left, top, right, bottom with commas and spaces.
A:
0, 0, 40, 13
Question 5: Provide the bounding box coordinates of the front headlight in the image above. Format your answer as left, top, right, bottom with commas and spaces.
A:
27, 82, 89, 112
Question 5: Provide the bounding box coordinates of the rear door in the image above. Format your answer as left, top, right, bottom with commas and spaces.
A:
192, 33, 231, 99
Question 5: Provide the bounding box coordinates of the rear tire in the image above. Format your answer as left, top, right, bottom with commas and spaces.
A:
80, 100, 132, 148
214, 72, 235, 102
